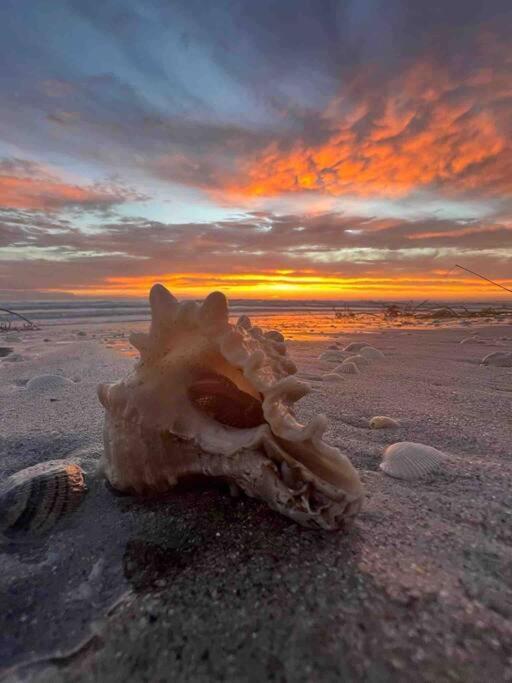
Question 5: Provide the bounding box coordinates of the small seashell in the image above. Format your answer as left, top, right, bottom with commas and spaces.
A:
380, 442, 447, 480
343, 342, 369, 352
26, 374, 75, 391
322, 372, 344, 382
369, 416, 399, 429
344, 354, 368, 367
319, 350, 345, 362
460, 335, 483, 345
0, 460, 87, 539
3, 353, 24, 363
188, 371, 265, 428
337, 361, 359, 375
481, 351, 512, 367
359, 346, 385, 360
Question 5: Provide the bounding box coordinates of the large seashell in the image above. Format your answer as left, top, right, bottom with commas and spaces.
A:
380, 442, 447, 480
481, 351, 512, 367
369, 416, 399, 429
0, 460, 87, 539
98, 285, 363, 530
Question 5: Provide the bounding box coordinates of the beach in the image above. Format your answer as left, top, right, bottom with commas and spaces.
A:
1, 314, 512, 682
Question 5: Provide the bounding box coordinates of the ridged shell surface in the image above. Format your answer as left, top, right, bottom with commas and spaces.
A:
343, 342, 368, 352
359, 346, 385, 360
380, 442, 446, 480
481, 351, 512, 367
338, 361, 359, 374
344, 354, 368, 367
0, 460, 87, 538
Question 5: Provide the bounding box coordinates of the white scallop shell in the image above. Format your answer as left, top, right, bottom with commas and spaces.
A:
322, 372, 344, 382
0, 460, 87, 538
344, 354, 368, 367
26, 374, 75, 391
369, 416, 399, 429
460, 336, 483, 345
481, 351, 512, 367
336, 361, 359, 375
319, 350, 346, 362
343, 341, 369, 352
380, 442, 447, 480
359, 346, 385, 360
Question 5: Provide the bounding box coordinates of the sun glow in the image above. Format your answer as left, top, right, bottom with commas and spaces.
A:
42, 271, 512, 300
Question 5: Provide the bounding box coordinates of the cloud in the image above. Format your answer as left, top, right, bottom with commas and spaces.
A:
1, 208, 511, 297
219, 48, 512, 201
0, 158, 146, 211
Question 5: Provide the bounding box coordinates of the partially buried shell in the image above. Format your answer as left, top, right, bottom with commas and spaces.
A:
370, 415, 399, 429
380, 442, 446, 480
188, 371, 265, 429
0, 460, 87, 539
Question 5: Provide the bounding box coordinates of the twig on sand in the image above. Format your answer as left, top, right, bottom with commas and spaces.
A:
455, 264, 512, 295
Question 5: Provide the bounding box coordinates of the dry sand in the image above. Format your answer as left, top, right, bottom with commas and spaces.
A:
1, 320, 511, 682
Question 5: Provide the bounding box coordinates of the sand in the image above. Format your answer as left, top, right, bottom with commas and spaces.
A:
0, 320, 511, 682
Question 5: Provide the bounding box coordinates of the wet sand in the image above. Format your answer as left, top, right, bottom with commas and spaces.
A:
1, 320, 511, 682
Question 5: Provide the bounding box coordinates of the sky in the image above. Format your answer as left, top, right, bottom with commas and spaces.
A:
0, 0, 511, 301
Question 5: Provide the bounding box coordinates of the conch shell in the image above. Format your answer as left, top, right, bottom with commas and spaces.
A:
98, 285, 363, 529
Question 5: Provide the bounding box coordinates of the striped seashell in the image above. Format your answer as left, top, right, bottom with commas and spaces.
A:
344, 354, 368, 367
337, 361, 359, 374
26, 374, 75, 391
369, 415, 399, 429
188, 372, 265, 429
359, 346, 385, 360
380, 442, 447, 480
322, 372, 344, 382
481, 351, 512, 367
0, 460, 87, 539
343, 341, 369, 352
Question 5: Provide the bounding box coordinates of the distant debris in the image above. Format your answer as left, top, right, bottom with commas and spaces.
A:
0, 307, 40, 332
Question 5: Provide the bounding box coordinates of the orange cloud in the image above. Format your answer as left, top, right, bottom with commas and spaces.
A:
0, 160, 141, 210
222, 56, 512, 201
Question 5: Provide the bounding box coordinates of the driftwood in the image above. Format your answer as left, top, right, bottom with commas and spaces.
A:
0, 307, 40, 331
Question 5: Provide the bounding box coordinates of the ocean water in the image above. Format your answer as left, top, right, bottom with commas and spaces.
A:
1, 298, 509, 341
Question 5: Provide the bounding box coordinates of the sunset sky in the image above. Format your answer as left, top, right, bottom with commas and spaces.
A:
0, 0, 511, 300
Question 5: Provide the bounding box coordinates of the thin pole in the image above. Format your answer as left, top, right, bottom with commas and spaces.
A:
455, 264, 512, 295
